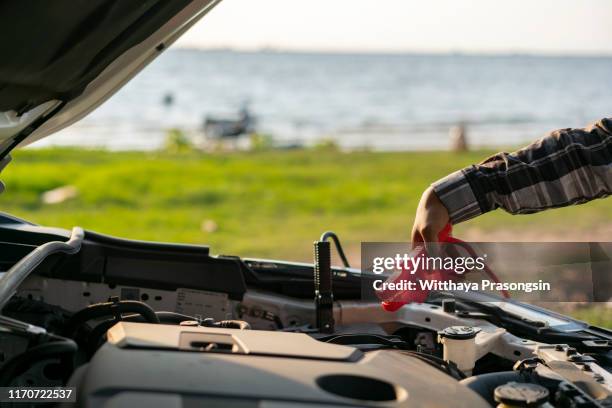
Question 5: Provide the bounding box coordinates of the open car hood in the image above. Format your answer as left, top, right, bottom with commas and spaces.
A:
0, 0, 221, 161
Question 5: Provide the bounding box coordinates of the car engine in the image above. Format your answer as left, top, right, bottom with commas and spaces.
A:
1, 220, 611, 407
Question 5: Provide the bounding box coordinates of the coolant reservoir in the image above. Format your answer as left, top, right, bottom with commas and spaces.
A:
438, 326, 480, 375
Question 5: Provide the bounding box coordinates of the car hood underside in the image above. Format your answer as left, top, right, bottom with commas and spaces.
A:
0, 0, 220, 161
0, 0, 190, 114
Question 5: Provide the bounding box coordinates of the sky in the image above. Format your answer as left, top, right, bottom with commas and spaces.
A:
175, 0, 612, 55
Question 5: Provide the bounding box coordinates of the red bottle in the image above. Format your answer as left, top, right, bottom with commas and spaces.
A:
379, 224, 508, 312
379, 224, 457, 311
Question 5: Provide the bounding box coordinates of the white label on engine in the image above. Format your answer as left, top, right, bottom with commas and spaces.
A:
175, 288, 230, 321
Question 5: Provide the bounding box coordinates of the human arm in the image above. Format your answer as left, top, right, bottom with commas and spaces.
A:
412, 118, 612, 244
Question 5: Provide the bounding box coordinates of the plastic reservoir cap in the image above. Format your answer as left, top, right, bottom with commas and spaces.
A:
438, 326, 480, 340
494, 382, 549, 407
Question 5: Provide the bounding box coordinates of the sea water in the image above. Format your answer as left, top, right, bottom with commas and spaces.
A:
32, 49, 612, 151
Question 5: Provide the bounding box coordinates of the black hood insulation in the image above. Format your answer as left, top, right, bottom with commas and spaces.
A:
0, 0, 191, 114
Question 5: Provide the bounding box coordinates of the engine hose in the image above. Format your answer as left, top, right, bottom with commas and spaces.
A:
319, 231, 350, 268
123, 312, 251, 328
445, 238, 510, 298
0, 338, 78, 386
85, 319, 118, 356
123, 311, 197, 325
63, 300, 159, 338
0, 227, 84, 309
214, 320, 251, 330
401, 351, 466, 380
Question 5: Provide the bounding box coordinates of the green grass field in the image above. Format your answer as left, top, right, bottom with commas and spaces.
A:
4, 147, 611, 259
2, 147, 611, 326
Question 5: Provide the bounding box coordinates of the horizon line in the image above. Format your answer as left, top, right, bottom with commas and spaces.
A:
172, 45, 612, 58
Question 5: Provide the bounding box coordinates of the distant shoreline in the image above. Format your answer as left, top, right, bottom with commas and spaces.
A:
171, 46, 612, 59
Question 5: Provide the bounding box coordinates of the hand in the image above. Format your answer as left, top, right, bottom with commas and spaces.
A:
411, 187, 450, 251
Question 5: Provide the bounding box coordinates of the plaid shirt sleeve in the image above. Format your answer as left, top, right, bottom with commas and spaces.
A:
432, 118, 612, 224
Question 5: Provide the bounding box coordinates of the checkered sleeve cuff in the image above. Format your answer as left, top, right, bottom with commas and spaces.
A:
431, 169, 484, 224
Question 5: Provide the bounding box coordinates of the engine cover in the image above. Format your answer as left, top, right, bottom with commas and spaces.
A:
66, 322, 489, 407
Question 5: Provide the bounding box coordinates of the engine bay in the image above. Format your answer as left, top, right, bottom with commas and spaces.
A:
1, 218, 612, 407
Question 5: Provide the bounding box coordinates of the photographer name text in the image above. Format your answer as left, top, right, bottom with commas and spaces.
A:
373, 279, 551, 293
